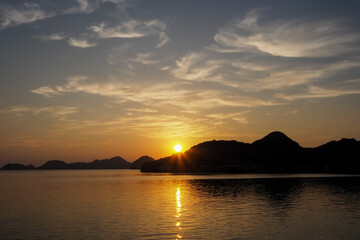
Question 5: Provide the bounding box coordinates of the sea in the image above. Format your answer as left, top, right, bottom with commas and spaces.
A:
0, 170, 360, 240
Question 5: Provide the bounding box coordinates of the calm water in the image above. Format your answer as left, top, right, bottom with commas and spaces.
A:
1, 170, 360, 240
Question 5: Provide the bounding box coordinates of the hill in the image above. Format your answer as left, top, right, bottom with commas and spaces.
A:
130, 156, 155, 169
1, 163, 36, 170
1, 155, 154, 170
141, 131, 360, 173
37, 156, 131, 170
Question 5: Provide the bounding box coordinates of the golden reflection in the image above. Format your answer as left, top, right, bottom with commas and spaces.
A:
175, 187, 182, 240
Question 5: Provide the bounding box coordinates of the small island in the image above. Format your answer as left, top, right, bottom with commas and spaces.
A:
1, 156, 155, 171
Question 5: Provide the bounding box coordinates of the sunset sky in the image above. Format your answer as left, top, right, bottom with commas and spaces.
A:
1, 0, 359, 166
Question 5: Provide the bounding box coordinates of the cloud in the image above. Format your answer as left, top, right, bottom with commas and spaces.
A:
213, 10, 360, 57
166, 10, 360, 97
170, 51, 278, 87
172, 52, 205, 80
31, 75, 280, 111
35, 33, 67, 41
0, 106, 78, 118
63, 0, 103, 15
50, 113, 213, 139
68, 36, 97, 48
156, 32, 170, 48
0, 1, 103, 30
29, 75, 284, 139
276, 86, 360, 100
31, 86, 62, 97
89, 19, 166, 39
171, 52, 227, 84
207, 112, 249, 124
72, 0, 98, 14
125, 108, 158, 113
102, 0, 127, 4
170, 48, 360, 91
237, 60, 360, 91
47, 106, 254, 140
129, 53, 158, 65
0, 3, 54, 30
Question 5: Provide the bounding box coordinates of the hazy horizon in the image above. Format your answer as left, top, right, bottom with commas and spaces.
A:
1, 0, 360, 165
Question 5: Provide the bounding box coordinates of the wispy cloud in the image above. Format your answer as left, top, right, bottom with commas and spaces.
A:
276, 86, 360, 100
88, 19, 170, 48
170, 48, 360, 92
35, 33, 67, 41
125, 108, 158, 113
213, 10, 360, 57
49, 114, 213, 139
207, 112, 250, 124
0, 106, 78, 118
237, 60, 360, 91
156, 32, 170, 48
102, 0, 127, 4
89, 19, 166, 39
71, 0, 99, 14
0, 3, 53, 30
129, 53, 159, 65
68, 36, 97, 48
171, 52, 228, 84
31, 86, 63, 97
31, 75, 280, 111
167, 10, 360, 97
0, 1, 103, 30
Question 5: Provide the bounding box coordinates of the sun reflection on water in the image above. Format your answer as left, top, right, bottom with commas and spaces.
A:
175, 187, 182, 239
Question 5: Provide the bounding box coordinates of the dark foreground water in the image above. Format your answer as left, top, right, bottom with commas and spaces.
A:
0, 170, 360, 240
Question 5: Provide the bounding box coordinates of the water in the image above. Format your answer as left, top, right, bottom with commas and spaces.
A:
1, 170, 360, 240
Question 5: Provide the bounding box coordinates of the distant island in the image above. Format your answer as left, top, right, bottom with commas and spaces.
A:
2, 131, 359, 173
1, 156, 154, 170
141, 131, 360, 174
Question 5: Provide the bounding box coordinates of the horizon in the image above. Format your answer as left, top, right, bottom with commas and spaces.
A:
1, 0, 360, 166
2, 130, 358, 167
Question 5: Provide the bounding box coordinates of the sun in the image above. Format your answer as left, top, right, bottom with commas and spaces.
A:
174, 144, 182, 152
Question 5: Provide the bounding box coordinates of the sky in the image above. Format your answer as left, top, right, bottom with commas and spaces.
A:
0, 0, 360, 165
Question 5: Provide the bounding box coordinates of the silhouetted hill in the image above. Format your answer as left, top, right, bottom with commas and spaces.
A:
130, 155, 155, 169
1, 155, 158, 170
252, 131, 300, 150
38, 156, 131, 170
86, 156, 131, 169
141, 131, 360, 173
312, 138, 360, 173
1, 163, 36, 170
38, 160, 68, 170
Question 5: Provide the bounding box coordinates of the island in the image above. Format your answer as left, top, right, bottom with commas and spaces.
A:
1, 155, 154, 170
141, 131, 360, 173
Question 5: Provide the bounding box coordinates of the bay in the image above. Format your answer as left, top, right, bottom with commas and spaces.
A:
1, 170, 360, 240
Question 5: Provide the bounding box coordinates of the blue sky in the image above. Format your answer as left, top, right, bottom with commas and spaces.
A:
0, 0, 359, 165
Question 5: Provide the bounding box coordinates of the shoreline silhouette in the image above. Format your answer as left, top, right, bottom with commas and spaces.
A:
141, 131, 359, 173
1, 156, 154, 170
1, 131, 359, 173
